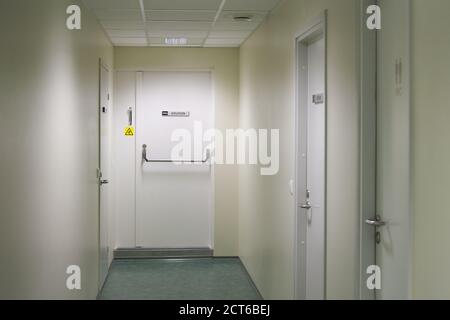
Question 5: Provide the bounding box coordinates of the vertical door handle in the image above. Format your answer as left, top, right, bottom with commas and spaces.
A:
128, 107, 133, 126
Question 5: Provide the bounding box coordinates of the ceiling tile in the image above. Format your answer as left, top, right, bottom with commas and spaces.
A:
219, 10, 267, 23
111, 37, 147, 46
82, 0, 140, 10
143, 0, 222, 10
85, 0, 281, 48
185, 38, 205, 46
223, 0, 281, 11
93, 9, 142, 21
146, 10, 216, 22
212, 21, 259, 31
148, 37, 165, 45
147, 30, 209, 38
147, 21, 212, 31
204, 38, 244, 46
208, 30, 253, 39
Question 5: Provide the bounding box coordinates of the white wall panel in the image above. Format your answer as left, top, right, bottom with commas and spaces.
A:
0, 0, 113, 299
239, 0, 360, 299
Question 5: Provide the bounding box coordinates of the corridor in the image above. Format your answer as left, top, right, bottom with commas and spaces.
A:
1, 0, 450, 303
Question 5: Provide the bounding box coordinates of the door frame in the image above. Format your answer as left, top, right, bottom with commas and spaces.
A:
98, 58, 111, 291
294, 12, 328, 300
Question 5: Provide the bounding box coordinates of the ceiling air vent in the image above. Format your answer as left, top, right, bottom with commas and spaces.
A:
233, 15, 253, 22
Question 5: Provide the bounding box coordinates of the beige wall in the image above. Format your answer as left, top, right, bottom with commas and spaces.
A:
239, 0, 359, 299
411, 0, 450, 299
114, 47, 240, 256
0, 0, 113, 299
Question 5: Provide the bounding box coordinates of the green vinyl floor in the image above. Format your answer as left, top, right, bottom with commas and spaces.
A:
98, 258, 261, 300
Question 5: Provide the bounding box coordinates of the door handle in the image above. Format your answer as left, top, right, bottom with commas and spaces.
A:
301, 200, 313, 223
365, 216, 386, 227
128, 107, 133, 126
300, 201, 312, 210
100, 179, 109, 185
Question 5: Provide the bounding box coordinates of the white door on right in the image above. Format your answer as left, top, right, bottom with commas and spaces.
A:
373, 0, 411, 299
297, 30, 326, 300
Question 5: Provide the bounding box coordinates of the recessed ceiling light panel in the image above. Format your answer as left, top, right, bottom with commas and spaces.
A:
165, 37, 188, 45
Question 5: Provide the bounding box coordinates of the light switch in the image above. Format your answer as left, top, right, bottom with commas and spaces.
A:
289, 180, 295, 196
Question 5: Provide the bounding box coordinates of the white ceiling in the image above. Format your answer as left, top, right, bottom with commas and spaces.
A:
82, 0, 282, 47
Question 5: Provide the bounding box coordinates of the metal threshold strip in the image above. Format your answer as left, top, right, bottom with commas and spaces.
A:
114, 248, 214, 259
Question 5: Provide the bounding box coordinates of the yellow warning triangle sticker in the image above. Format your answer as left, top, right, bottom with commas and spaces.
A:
124, 126, 135, 136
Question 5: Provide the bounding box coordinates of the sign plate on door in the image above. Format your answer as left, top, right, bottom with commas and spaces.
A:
312, 93, 324, 105
162, 111, 190, 117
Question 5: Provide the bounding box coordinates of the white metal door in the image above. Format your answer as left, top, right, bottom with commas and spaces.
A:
296, 27, 326, 300
305, 36, 326, 300
374, 0, 411, 299
99, 63, 110, 287
135, 71, 214, 249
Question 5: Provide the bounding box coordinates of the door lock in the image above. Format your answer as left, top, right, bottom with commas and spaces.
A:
300, 189, 312, 209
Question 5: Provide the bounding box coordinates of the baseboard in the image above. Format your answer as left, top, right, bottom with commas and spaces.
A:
113, 247, 214, 259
